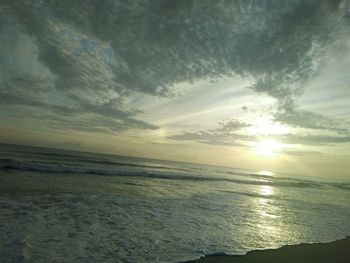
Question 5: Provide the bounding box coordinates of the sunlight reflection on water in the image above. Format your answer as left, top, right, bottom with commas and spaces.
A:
253, 185, 283, 245
260, 185, 273, 196
259, 171, 274, 177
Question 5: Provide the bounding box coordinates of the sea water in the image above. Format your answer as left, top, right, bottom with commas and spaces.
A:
0, 143, 350, 262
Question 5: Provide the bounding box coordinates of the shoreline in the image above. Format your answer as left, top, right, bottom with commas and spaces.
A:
186, 237, 350, 263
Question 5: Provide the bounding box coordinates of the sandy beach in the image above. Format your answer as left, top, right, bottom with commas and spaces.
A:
188, 237, 350, 263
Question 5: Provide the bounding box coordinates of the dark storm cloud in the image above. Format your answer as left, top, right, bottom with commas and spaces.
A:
0, 0, 348, 133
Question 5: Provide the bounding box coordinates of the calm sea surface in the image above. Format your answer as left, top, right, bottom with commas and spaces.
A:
1, 143, 350, 262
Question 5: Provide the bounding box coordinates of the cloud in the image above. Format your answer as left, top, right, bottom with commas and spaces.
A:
61, 140, 82, 147
170, 114, 350, 150
0, 9, 156, 132
0, 0, 348, 134
275, 108, 349, 133
281, 149, 323, 157
279, 134, 350, 145
169, 119, 251, 146
270, 96, 350, 134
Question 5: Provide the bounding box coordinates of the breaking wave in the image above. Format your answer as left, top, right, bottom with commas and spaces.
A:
1, 158, 347, 191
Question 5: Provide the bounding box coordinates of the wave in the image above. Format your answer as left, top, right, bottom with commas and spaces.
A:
1, 158, 346, 191
0, 156, 190, 173
331, 183, 350, 191
180, 236, 350, 263
0, 158, 157, 176
4, 150, 199, 174
0, 158, 200, 179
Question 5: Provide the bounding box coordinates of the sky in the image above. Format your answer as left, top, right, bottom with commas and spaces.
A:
1, 0, 350, 181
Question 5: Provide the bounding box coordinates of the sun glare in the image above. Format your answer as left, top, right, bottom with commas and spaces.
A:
247, 118, 289, 136
254, 139, 282, 157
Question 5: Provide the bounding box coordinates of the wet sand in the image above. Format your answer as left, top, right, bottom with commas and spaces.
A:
188, 237, 350, 263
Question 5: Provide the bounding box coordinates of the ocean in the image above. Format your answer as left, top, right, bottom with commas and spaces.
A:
0, 143, 349, 263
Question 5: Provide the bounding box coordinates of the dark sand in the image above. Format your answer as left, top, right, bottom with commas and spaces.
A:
188, 237, 350, 263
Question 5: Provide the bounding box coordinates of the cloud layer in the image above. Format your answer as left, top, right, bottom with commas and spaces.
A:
170, 117, 350, 156
170, 119, 251, 146
0, 0, 349, 135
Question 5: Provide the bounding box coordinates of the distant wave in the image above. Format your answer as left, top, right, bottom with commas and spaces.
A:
0, 157, 189, 173
0, 158, 221, 180
0, 158, 110, 174
334, 183, 350, 191
1, 158, 347, 191
3, 151, 194, 173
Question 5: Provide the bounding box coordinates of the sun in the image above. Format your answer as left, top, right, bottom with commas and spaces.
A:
253, 139, 282, 157
247, 118, 289, 136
